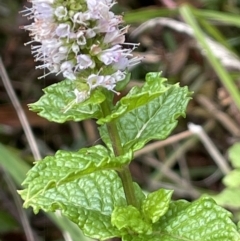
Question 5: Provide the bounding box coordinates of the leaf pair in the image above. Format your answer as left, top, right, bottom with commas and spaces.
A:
29, 73, 191, 153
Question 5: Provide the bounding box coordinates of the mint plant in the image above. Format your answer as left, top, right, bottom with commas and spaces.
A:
19, 0, 240, 240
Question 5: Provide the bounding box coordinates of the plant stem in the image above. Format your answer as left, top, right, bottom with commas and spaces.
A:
100, 99, 138, 208
117, 165, 138, 208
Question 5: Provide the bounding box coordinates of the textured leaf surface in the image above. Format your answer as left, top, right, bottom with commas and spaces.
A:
29, 79, 104, 123
123, 197, 240, 241
20, 170, 125, 240
141, 189, 173, 223
112, 206, 152, 235
99, 73, 191, 151
98, 73, 170, 125
19, 145, 144, 240
21, 145, 132, 198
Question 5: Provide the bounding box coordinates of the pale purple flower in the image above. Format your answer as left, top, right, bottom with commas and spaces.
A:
63, 70, 76, 81
22, 0, 142, 104
76, 31, 87, 46
112, 70, 126, 81
85, 28, 96, 39
98, 45, 123, 65
71, 43, 80, 55
104, 27, 127, 45
87, 74, 104, 89
55, 23, 71, 38
87, 74, 117, 92
76, 54, 95, 70
73, 12, 90, 25
54, 6, 67, 19
74, 89, 89, 103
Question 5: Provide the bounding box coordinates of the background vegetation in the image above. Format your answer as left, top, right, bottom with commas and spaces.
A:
0, 0, 240, 240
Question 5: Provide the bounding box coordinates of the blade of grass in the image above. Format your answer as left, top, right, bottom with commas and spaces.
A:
0, 143, 92, 241
192, 9, 240, 27
0, 145, 29, 184
197, 18, 234, 52
124, 7, 177, 23
180, 4, 240, 111
2, 171, 36, 241
0, 57, 41, 161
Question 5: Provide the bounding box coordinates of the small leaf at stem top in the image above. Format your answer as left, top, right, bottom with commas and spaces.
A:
141, 189, 173, 223
112, 206, 152, 235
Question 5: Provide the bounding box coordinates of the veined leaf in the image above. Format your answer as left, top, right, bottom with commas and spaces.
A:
99, 73, 191, 152
98, 73, 171, 125
20, 170, 125, 240
141, 189, 173, 223
0, 144, 92, 241
20, 170, 144, 240
29, 79, 105, 123
123, 197, 240, 241
19, 145, 144, 240
112, 206, 152, 235
21, 145, 132, 195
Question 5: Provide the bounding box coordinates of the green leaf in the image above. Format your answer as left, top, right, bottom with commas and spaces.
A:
0, 144, 91, 241
157, 197, 239, 240
141, 189, 173, 223
123, 197, 240, 241
112, 206, 152, 235
19, 145, 144, 240
124, 8, 177, 24
223, 170, 240, 188
212, 188, 240, 209
210, 143, 240, 211
99, 73, 191, 152
98, 73, 170, 125
193, 9, 240, 28
0, 144, 29, 184
29, 79, 105, 123
20, 170, 125, 240
21, 145, 132, 195
228, 143, 240, 169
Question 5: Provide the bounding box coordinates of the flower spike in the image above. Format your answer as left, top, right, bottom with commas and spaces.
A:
22, 0, 141, 103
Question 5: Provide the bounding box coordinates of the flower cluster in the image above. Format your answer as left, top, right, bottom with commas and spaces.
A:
22, 0, 141, 102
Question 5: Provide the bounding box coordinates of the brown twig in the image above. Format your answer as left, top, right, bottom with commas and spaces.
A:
135, 130, 193, 158
0, 56, 41, 161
